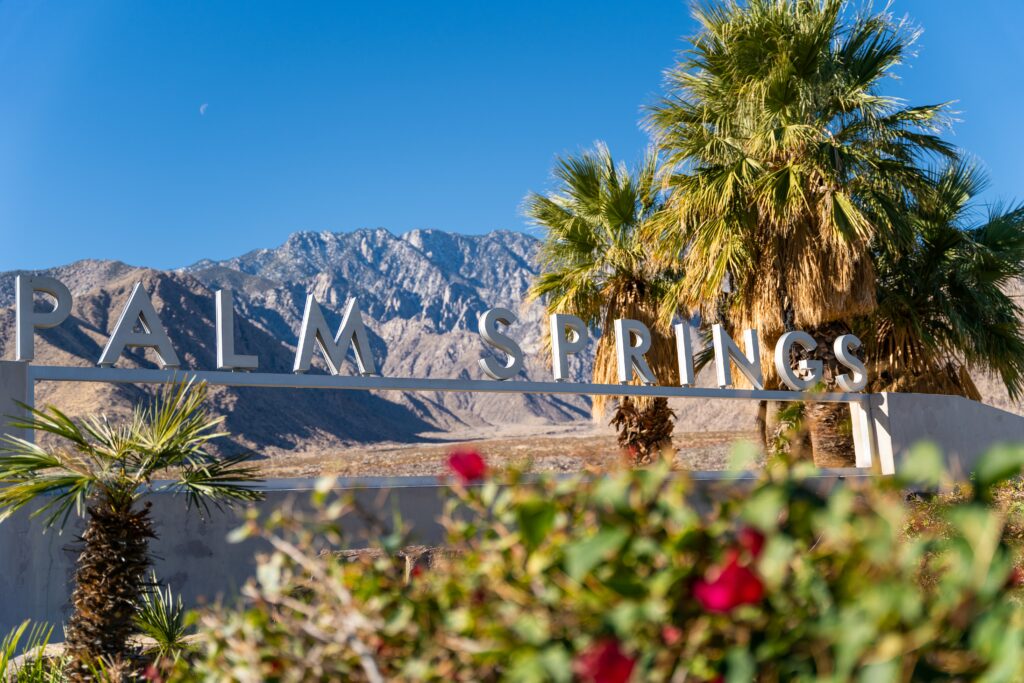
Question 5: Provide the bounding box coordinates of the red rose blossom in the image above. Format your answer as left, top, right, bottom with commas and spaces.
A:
447, 450, 487, 483
573, 638, 636, 683
1008, 566, 1024, 588
738, 527, 766, 558
661, 624, 683, 646
694, 554, 764, 613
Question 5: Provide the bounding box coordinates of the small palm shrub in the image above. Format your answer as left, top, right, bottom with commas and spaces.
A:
0, 577, 191, 683
176, 445, 1024, 682
135, 575, 192, 660
0, 621, 65, 683
0, 381, 263, 679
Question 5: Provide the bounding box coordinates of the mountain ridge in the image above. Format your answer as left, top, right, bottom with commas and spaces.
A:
0, 229, 599, 458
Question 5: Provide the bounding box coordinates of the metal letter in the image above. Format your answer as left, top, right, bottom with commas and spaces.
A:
673, 322, 695, 387
834, 334, 868, 392
293, 296, 377, 376
216, 289, 258, 371
97, 282, 181, 369
712, 324, 763, 390
15, 274, 73, 362
774, 331, 823, 391
550, 313, 588, 382
478, 307, 524, 380
614, 318, 656, 385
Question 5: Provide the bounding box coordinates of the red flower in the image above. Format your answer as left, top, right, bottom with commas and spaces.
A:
661, 624, 683, 646
573, 638, 636, 683
1008, 566, 1024, 588
738, 527, 766, 559
694, 554, 764, 613
447, 450, 487, 483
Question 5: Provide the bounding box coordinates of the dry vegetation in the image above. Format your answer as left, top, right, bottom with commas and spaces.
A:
254, 427, 759, 479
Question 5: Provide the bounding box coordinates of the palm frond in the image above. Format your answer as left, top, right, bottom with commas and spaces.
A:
0, 381, 263, 528
645, 0, 952, 380
169, 452, 264, 515
862, 162, 1024, 400
525, 144, 678, 416
135, 573, 192, 659
0, 434, 99, 527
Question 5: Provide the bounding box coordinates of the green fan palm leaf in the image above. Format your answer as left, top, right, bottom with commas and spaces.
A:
526, 144, 680, 464
647, 0, 957, 465
862, 162, 1024, 401
0, 379, 263, 678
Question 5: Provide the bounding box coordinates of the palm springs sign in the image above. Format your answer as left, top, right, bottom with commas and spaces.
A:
13, 274, 866, 395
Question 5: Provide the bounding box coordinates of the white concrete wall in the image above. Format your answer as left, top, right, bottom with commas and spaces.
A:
868, 392, 1024, 481
0, 479, 449, 634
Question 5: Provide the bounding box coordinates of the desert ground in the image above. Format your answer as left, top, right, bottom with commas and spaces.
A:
255, 424, 761, 479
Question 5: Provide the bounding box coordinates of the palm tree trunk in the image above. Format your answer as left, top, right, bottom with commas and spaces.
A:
804, 321, 856, 468
65, 498, 154, 681
755, 400, 769, 453
611, 397, 676, 466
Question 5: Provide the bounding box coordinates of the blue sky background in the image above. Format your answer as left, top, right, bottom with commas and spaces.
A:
0, 0, 1021, 271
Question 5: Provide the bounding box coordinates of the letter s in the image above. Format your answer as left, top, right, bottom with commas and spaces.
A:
478, 307, 524, 380
834, 334, 867, 392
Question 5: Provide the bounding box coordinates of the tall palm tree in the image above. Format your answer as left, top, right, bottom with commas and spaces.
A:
526, 144, 679, 465
0, 381, 263, 680
861, 162, 1024, 399
646, 0, 955, 465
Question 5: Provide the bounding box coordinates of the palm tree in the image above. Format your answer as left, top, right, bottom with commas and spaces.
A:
646, 0, 955, 465
0, 381, 263, 680
861, 161, 1024, 399
526, 144, 679, 465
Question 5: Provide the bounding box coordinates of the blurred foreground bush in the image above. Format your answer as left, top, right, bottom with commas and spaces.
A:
173, 445, 1024, 682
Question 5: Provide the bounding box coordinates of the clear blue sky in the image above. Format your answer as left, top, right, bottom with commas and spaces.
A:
1, 1, 1022, 271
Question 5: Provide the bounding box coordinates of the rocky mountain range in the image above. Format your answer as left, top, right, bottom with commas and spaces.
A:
1, 228, 1021, 460
0, 229, 599, 459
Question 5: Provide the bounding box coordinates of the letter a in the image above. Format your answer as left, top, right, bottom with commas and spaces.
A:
98, 282, 180, 369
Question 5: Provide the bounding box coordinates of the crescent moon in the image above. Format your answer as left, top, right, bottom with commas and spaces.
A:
199, 103, 208, 116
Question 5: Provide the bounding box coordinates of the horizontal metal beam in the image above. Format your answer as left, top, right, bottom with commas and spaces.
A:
27, 365, 870, 404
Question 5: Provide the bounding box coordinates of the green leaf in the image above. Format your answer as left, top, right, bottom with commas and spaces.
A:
973, 444, 1024, 501
725, 647, 755, 683
727, 440, 760, 471
384, 602, 414, 636
226, 521, 256, 544
564, 526, 629, 582
538, 646, 573, 683
312, 476, 337, 507
516, 499, 556, 552
896, 441, 945, 490
741, 486, 786, 531
857, 659, 900, 683
511, 613, 550, 645
607, 601, 644, 633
